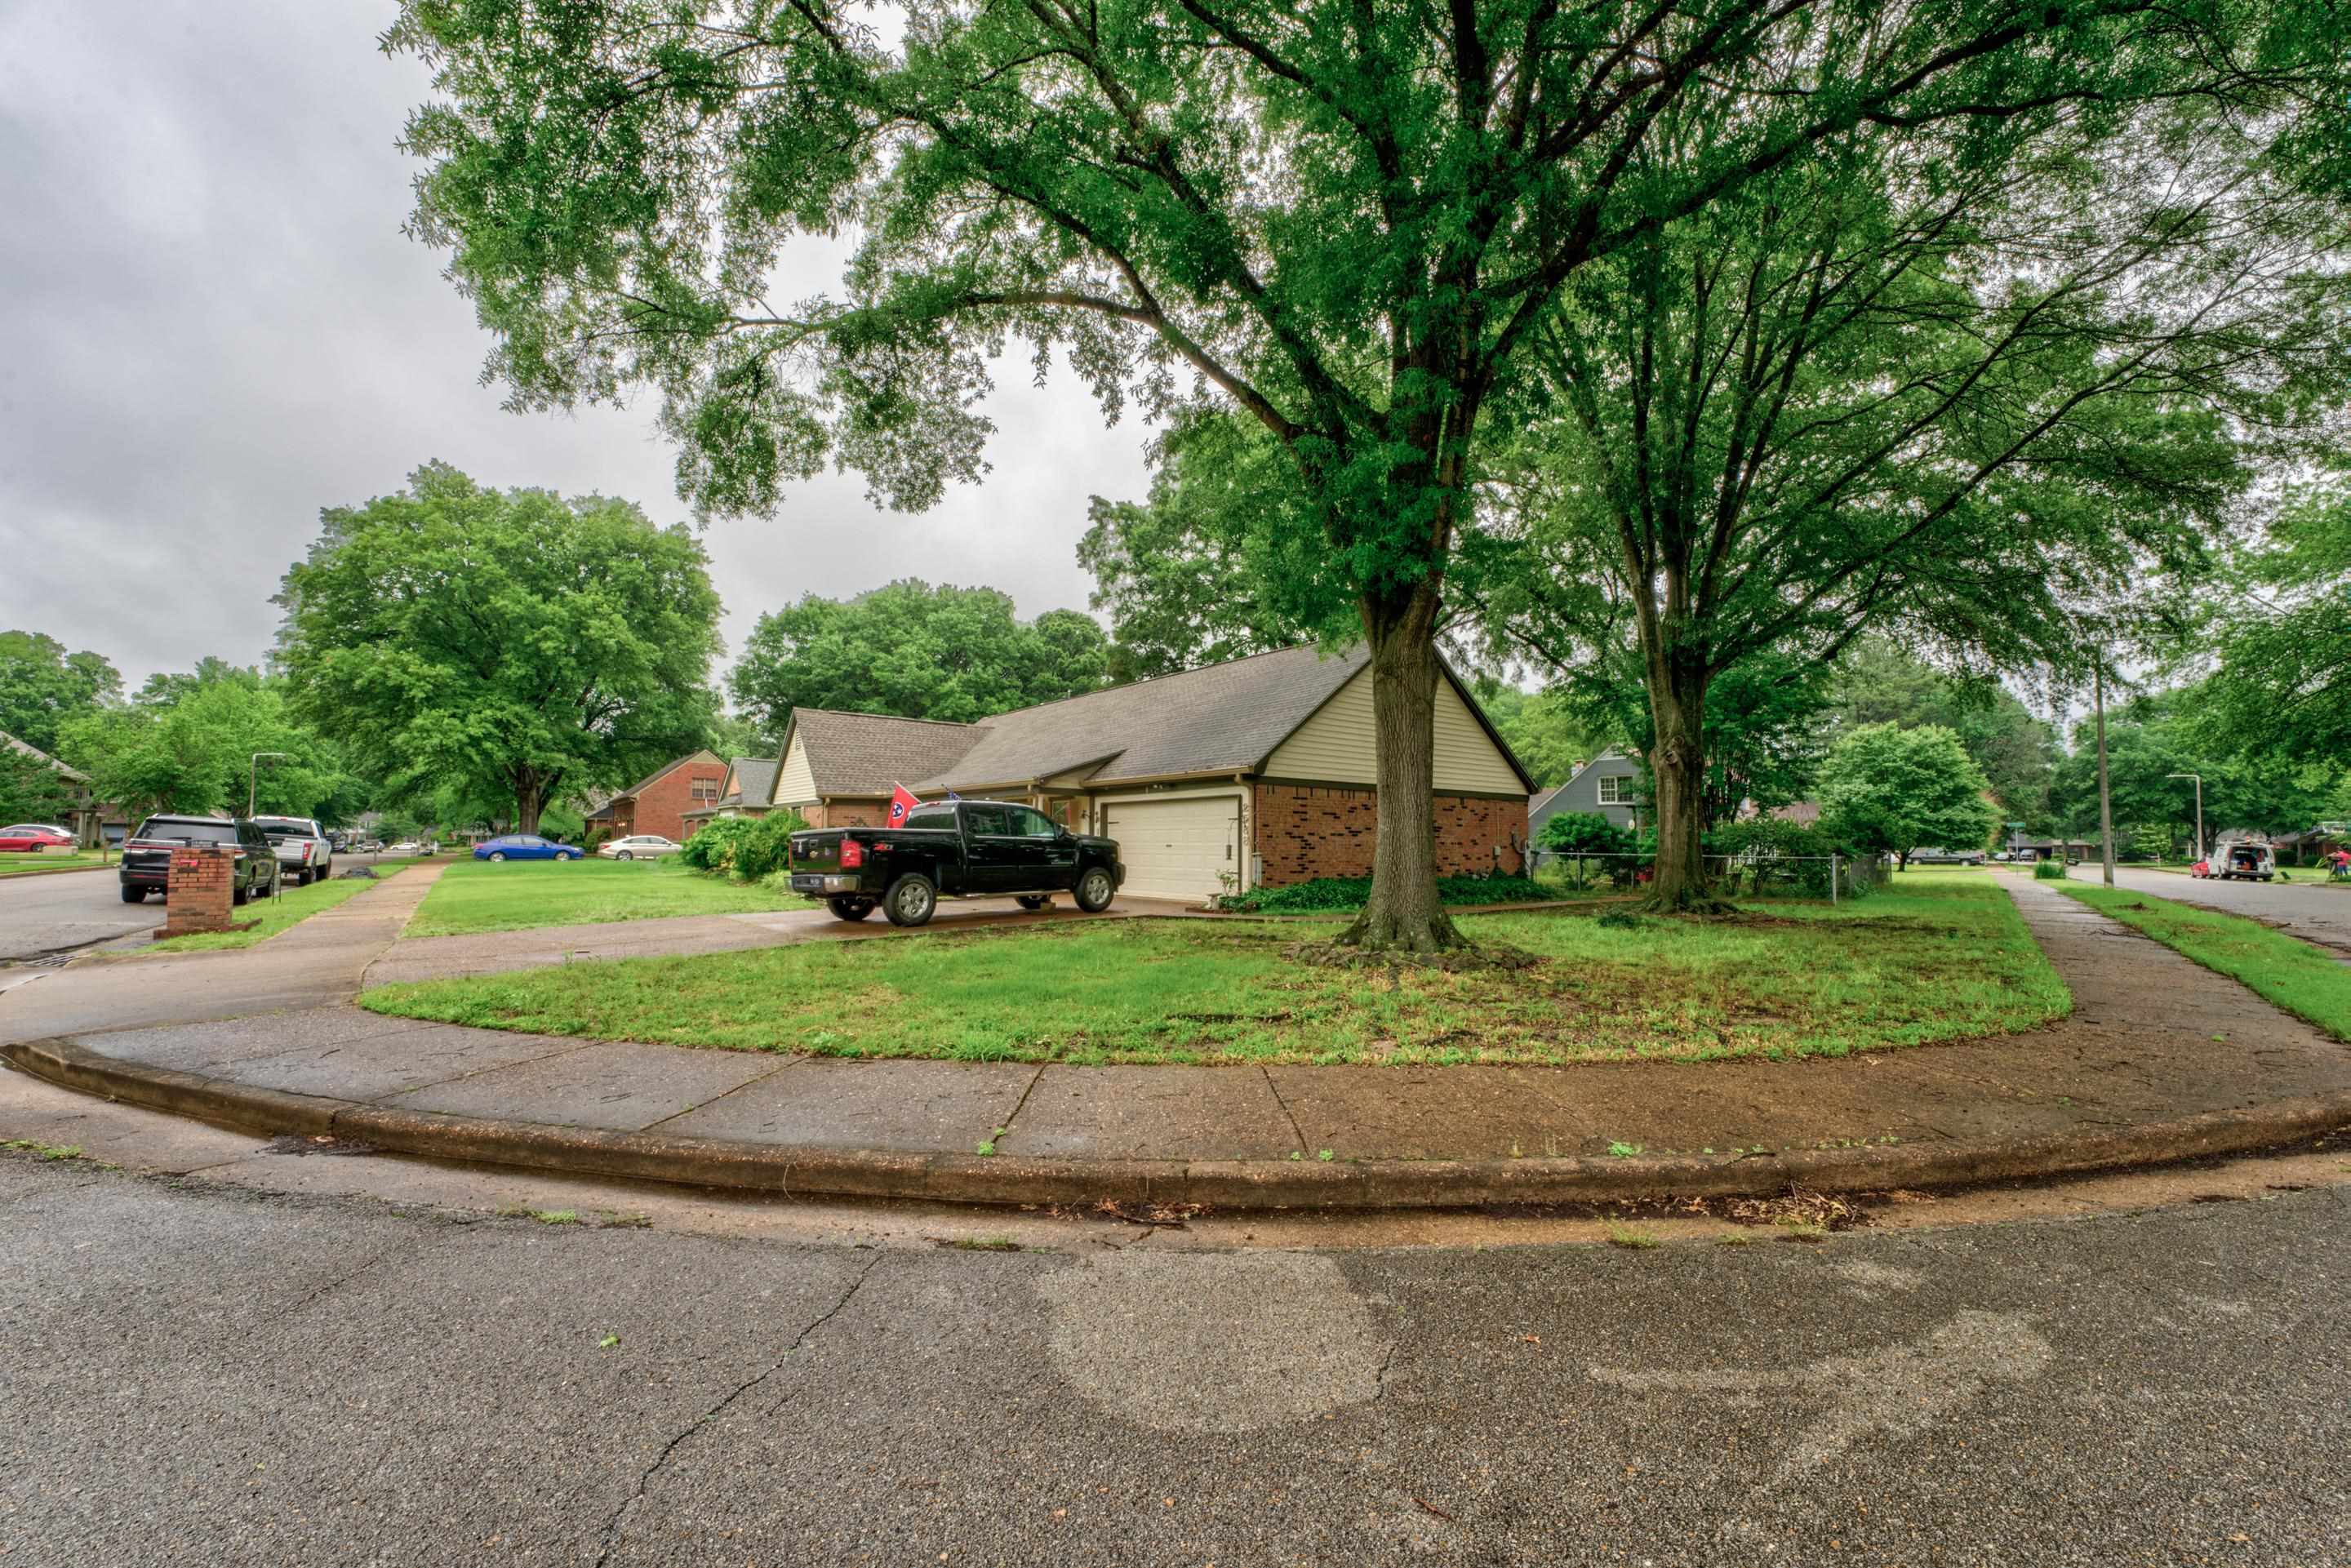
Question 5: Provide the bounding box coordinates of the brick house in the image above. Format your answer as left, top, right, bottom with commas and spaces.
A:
678, 757, 780, 835
763, 644, 1534, 901
583, 750, 727, 842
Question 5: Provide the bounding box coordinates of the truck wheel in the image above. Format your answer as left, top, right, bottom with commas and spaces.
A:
883, 874, 937, 927
1015, 895, 1051, 911
1074, 867, 1115, 913
120, 886, 145, 904
826, 896, 876, 922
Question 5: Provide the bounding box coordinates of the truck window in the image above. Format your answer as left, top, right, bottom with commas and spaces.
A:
964, 804, 1013, 836
904, 807, 957, 831
1010, 806, 1059, 837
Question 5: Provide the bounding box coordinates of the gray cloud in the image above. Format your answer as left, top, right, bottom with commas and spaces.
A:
0, 0, 1151, 688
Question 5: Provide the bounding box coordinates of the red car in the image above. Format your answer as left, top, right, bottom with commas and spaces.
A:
0, 824, 75, 852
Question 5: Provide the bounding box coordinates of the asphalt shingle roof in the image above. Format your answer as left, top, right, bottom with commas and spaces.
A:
1, 729, 87, 784
915, 643, 1369, 791
789, 709, 989, 798
727, 757, 778, 805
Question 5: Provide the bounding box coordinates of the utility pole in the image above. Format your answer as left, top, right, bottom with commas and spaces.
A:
2094, 661, 2116, 887
2167, 772, 2204, 864
248, 752, 292, 818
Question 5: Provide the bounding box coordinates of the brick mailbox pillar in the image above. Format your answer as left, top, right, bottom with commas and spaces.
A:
161, 842, 237, 938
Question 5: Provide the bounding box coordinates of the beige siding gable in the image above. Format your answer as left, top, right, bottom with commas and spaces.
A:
772, 732, 819, 806
1262, 667, 1525, 795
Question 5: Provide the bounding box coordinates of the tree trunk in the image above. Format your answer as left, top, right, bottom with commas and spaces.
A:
516, 767, 542, 836
1333, 591, 1464, 953
1642, 664, 1730, 913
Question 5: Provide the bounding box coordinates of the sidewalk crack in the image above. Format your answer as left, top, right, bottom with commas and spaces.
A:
993, 1064, 1050, 1148
1261, 1066, 1309, 1154
593, 1250, 887, 1566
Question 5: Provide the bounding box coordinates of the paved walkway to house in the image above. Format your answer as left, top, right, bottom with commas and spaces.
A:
3, 870, 2348, 1209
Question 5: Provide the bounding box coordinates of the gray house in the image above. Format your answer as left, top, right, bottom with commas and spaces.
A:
1529, 749, 1646, 839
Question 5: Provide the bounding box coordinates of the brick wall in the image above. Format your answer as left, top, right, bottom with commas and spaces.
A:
624, 760, 731, 842
1251, 783, 1531, 886
162, 843, 235, 937
800, 801, 884, 830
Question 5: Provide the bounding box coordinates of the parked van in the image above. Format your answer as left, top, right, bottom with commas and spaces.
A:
2215, 841, 2276, 882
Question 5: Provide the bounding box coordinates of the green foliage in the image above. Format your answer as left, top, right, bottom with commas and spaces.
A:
678, 816, 757, 873
727, 580, 1108, 736
1705, 818, 1860, 898
2049, 690, 2331, 855
2033, 859, 2072, 880
1540, 811, 1631, 856
277, 464, 723, 836
0, 745, 76, 826
1818, 724, 2001, 867
1217, 874, 1556, 915
1833, 640, 2060, 830
56, 663, 353, 823
1478, 686, 1613, 793
726, 811, 811, 883
2193, 478, 2351, 772
0, 630, 120, 756
1079, 418, 1305, 682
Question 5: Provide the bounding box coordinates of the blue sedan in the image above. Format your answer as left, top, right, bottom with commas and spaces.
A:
473, 834, 583, 862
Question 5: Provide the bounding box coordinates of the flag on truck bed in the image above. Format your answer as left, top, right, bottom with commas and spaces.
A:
888, 784, 921, 827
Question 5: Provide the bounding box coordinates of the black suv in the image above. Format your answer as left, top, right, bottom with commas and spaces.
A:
118, 815, 282, 905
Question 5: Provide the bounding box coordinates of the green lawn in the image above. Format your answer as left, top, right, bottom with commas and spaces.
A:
406, 856, 810, 937
0, 852, 110, 877
361, 871, 2067, 1066
2051, 882, 2351, 1042
150, 860, 426, 951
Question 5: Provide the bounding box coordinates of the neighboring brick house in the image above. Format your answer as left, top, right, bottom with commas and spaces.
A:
763, 645, 1534, 901
584, 750, 727, 842
678, 757, 780, 834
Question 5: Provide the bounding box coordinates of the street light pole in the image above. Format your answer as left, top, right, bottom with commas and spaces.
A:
2167, 772, 2204, 864
248, 752, 292, 818
2094, 662, 2116, 887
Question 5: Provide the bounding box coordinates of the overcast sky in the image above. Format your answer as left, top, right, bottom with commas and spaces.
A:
0, 0, 1152, 692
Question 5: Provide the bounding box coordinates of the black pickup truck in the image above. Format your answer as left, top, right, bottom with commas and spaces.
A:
788, 799, 1125, 926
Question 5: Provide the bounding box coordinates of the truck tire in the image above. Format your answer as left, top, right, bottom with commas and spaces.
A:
883, 873, 937, 927
827, 896, 876, 922
121, 886, 145, 904
1074, 866, 1115, 913
232, 878, 249, 907
1015, 895, 1051, 910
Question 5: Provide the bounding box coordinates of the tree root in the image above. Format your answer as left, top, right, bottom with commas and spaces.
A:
1285, 938, 1543, 974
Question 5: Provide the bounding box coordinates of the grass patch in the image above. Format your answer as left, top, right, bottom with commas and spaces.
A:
0, 851, 112, 877
149, 861, 424, 951
2051, 882, 2351, 1041
360, 870, 2066, 1066
1605, 1224, 1661, 1250
407, 856, 809, 937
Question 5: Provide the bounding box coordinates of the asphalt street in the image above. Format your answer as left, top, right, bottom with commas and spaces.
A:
2063, 862, 2351, 953
0, 865, 158, 961
2, 1153, 2343, 1566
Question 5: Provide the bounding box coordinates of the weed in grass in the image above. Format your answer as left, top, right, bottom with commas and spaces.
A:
1607, 1141, 1644, 1158
598, 1334, 620, 1348
498, 1206, 580, 1225
1318, 1148, 1335, 1162
1606, 1224, 1661, 1250
602, 1212, 653, 1229
1595, 908, 1644, 931
975, 1140, 998, 1156
1718, 1232, 1756, 1247
937, 1236, 1024, 1252
1776, 1218, 1829, 1243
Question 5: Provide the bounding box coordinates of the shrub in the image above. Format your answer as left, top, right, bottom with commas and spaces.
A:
679, 815, 758, 873
1216, 873, 1558, 914
1706, 817, 1862, 898
2033, 859, 2070, 880
1540, 811, 1631, 856
727, 809, 810, 882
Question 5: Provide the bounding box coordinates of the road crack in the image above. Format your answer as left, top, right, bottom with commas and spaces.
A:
592, 1249, 887, 1566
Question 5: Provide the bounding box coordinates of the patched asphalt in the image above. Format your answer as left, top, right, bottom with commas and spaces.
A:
1, 1154, 2343, 1566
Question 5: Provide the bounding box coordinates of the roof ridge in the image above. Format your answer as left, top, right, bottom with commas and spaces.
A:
973, 640, 1345, 722
793, 706, 987, 731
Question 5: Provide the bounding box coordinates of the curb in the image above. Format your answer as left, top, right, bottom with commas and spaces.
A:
8, 1036, 2349, 1210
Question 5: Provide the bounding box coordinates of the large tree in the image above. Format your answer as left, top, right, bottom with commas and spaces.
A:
2191, 475, 2351, 770
728, 579, 1109, 737
277, 464, 724, 834
1818, 723, 2001, 869
385, 0, 2298, 953
56, 664, 352, 824
1833, 639, 2060, 832
0, 630, 122, 757
1479, 78, 2346, 908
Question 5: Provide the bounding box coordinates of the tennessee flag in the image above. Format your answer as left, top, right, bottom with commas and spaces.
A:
888, 784, 922, 827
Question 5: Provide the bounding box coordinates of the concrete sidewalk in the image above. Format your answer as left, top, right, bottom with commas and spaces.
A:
8, 874, 2349, 1208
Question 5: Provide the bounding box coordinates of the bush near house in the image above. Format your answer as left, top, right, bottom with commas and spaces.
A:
1704, 818, 1864, 898
678, 811, 809, 882
678, 816, 755, 873
1540, 811, 1632, 856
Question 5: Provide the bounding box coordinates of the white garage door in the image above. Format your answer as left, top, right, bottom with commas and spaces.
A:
1100, 796, 1242, 901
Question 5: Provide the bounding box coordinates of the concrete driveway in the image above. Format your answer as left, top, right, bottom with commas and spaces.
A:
2062, 862, 2351, 953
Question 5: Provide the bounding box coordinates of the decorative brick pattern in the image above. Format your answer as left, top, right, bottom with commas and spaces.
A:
161, 843, 235, 937
1251, 783, 1530, 886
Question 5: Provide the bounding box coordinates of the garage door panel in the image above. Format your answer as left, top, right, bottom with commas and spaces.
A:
1102, 797, 1240, 900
